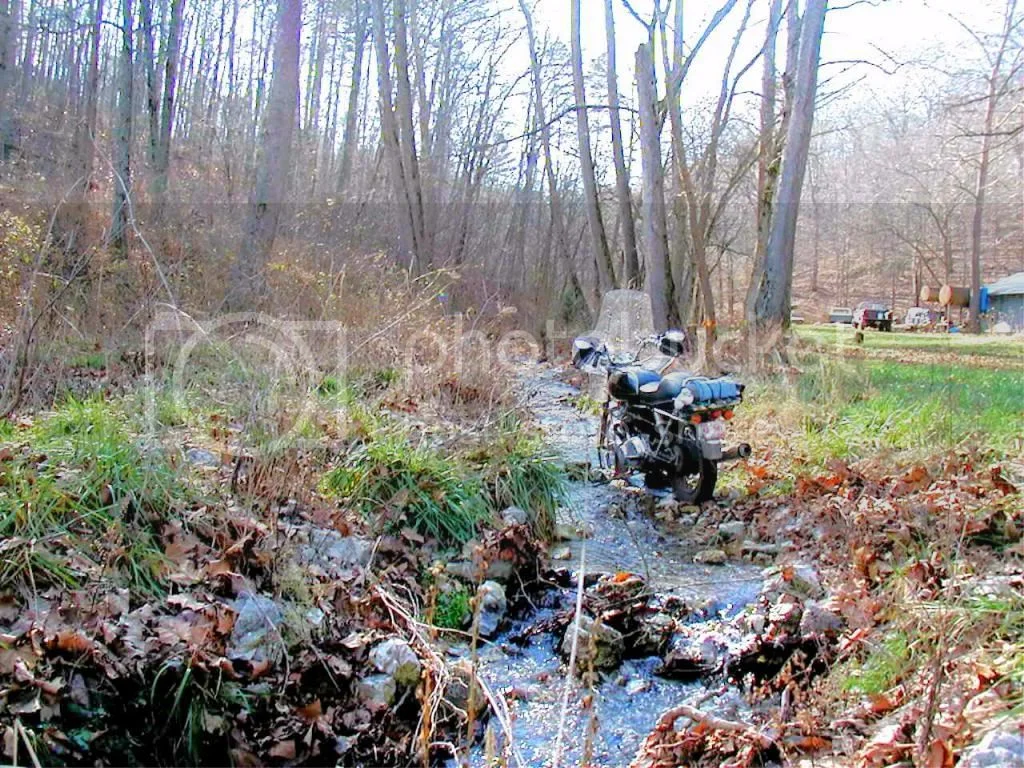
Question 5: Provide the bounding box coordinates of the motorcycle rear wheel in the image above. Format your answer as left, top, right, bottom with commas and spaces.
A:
671, 459, 718, 504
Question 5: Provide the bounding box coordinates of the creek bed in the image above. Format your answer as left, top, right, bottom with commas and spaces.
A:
453, 365, 765, 766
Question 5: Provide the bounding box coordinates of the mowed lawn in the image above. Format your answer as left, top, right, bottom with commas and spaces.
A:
794, 323, 1024, 361
737, 328, 1024, 466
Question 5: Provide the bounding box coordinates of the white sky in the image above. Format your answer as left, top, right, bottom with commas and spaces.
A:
529, 0, 1006, 101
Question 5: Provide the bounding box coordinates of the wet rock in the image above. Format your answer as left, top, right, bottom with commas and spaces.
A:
357, 673, 396, 708
228, 592, 284, 663
959, 726, 1024, 768
625, 678, 650, 696
500, 506, 529, 527
761, 562, 824, 600
476, 581, 507, 637
767, 598, 803, 634
370, 638, 421, 686
554, 522, 578, 541
186, 447, 220, 468
551, 546, 572, 561
742, 541, 780, 555
631, 612, 675, 657
799, 601, 844, 639
658, 629, 725, 678
694, 549, 728, 565
718, 521, 746, 541
560, 615, 625, 671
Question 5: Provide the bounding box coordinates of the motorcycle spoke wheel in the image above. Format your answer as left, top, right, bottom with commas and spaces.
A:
671, 459, 718, 504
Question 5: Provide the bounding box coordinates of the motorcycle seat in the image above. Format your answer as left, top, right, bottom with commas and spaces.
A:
608, 368, 686, 403
608, 369, 743, 406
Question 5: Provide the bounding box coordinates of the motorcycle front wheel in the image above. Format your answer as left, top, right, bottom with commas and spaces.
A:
671, 459, 718, 504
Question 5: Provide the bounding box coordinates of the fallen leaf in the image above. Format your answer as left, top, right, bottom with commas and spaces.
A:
268, 740, 296, 760
296, 699, 322, 721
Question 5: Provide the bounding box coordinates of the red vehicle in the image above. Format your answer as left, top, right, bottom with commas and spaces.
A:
853, 301, 893, 331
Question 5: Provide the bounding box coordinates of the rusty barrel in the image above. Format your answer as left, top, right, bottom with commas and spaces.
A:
938, 285, 970, 307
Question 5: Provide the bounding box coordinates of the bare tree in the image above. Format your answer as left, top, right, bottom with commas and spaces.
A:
964, 0, 1022, 331
603, 0, 639, 287
111, 0, 135, 255
337, 0, 368, 193
755, 0, 828, 332
571, 0, 615, 296
636, 40, 673, 330
227, 0, 302, 307
152, 0, 185, 203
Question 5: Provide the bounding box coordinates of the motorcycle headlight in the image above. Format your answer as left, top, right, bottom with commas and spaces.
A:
674, 389, 695, 409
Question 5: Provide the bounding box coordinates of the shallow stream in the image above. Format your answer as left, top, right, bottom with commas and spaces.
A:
458, 366, 765, 766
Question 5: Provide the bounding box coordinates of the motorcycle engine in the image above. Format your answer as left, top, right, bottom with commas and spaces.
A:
613, 435, 650, 471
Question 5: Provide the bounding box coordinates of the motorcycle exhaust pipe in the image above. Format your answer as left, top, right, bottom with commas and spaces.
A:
720, 443, 752, 461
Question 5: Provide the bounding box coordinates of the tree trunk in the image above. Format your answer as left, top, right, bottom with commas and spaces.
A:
227, 0, 301, 307
745, 0, 782, 324
111, 0, 134, 256
337, 0, 367, 193
755, 0, 827, 331
372, 0, 423, 272
602, 0, 638, 287
572, 0, 615, 297
636, 42, 673, 330
153, 0, 183, 203
968, 0, 1016, 333
392, 0, 428, 267
517, 0, 592, 321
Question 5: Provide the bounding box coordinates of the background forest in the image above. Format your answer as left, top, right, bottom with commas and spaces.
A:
0, 0, 1020, 346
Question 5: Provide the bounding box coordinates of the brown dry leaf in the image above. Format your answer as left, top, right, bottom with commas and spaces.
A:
268, 740, 297, 760
296, 699, 322, 721
51, 630, 96, 655
924, 738, 953, 768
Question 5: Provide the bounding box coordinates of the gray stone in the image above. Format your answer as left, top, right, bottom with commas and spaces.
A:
370, 638, 421, 686
553, 523, 578, 541
694, 549, 728, 565
500, 506, 529, 526
186, 447, 220, 468
959, 727, 1024, 768
300, 529, 373, 577
632, 612, 675, 656
659, 630, 724, 678
228, 592, 285, 663
551, 546, 572, 561
357, 673, 396, 707
625, 678, 650, 696
476, 581, 507, 637
767, 599, 803, 633
718, 521, 746, 541
799, 601, 844, 638
761, 562, 825, 600
560, 615, 625, 671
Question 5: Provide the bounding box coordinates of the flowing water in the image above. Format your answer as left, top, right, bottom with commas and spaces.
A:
456, 365, 764, 767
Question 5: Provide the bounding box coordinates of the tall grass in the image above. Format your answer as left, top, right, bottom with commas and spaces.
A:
321, 413, 567, 546
0, 397, 182, 593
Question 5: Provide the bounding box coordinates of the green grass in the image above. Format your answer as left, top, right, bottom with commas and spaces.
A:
795, 324, 1024, 360
468, 415, 567, 540
432, 585, 472, 630
0, 397, 183, 594
322, 429, 491, 546
839, 630, 912, 695
752, 354, 1024, 464
321, 413, 567, 546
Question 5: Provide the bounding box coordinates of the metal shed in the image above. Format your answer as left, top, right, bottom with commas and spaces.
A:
985, 272, 1024, 331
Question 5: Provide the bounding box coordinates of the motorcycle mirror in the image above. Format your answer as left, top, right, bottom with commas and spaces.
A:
658, 330, 686, 357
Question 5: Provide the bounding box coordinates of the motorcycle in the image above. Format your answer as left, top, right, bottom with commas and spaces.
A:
571, 330, 751, 503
